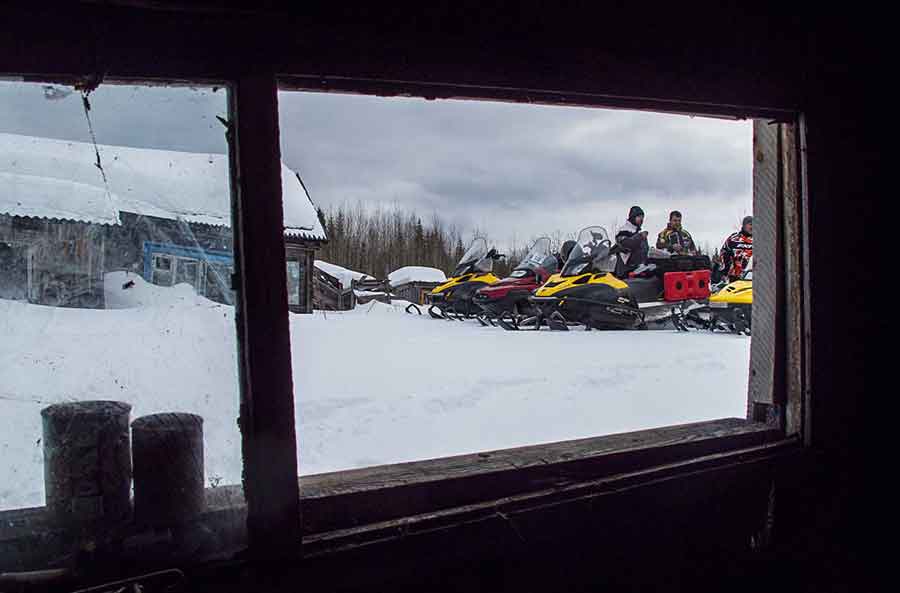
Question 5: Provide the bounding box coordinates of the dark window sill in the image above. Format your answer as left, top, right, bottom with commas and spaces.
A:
1, 417, 781, 573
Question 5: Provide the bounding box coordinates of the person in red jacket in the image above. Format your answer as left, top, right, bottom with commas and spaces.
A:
720, 216, 753, 282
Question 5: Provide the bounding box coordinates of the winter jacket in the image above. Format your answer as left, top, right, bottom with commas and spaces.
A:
721, 231, 753, 281
656, 225, 697, 255
615, 220, 648, 277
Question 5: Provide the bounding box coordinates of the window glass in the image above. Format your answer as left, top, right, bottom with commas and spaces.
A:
0, 80, 245, 569
287, 260, 301, 306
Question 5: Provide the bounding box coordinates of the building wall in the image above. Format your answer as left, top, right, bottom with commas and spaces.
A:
393, 282, 440, 305
0, 212, 322, 311
106, 212, 236, 304
0, 215, 105, 308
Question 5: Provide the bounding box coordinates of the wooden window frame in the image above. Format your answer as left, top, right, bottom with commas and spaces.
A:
0, 51, 810, 581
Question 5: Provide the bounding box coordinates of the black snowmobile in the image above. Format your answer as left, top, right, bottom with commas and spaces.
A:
530, 226, 711, 331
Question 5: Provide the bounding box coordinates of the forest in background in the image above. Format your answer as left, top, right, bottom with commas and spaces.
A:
316, 203, 538, 279
316, 202, 716, 280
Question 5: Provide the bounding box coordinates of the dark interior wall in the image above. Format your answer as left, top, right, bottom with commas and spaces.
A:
0, 4, 868, 590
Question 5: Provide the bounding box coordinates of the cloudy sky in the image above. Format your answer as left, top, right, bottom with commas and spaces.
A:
1, 81, 751, 251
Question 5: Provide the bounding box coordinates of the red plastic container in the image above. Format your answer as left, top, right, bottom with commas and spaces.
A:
663, 272, 688, 301
686, 269, 711, 299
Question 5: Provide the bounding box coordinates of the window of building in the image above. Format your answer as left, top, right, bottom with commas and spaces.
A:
151, 254, 173, 285
0, 69, 806, 584
287, 259, 301, 306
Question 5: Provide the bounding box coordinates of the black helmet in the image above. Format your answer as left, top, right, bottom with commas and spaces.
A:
560, 240, 577, 261
628, 206, 645, 225
742, 215, 753, 226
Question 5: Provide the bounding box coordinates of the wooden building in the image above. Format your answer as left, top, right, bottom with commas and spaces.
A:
388, 266, 447, 304
0, 133, 326, 312
352, 276, 392, 305
311, 264, 354, 311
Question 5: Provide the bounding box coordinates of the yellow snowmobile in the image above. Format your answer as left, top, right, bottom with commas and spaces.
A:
426, 238, 503, 319
705, 266, 752, 334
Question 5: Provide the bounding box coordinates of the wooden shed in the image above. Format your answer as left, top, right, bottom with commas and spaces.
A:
388, 266, 447, 305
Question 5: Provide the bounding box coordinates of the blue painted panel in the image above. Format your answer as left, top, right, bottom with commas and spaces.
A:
142, 241, 232, 282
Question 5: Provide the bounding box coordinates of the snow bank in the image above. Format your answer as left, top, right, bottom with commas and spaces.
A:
0, 291, 750, 510
0, 133, 326, 240
388, 266, 447, 286
315, 260, 372, 289
104, 271, 216, 309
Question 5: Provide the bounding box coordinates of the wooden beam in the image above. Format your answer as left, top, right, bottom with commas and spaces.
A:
227, 73, 301, 557
2, 5, 806, 117
749, 120, 785, 420
782, 124, 805, 437
298, 418, 778, 534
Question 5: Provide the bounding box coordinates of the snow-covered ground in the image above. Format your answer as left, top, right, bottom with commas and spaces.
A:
0, 273, 749, 510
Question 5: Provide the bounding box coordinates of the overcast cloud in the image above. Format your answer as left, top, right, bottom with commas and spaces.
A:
1, 81, 751, 252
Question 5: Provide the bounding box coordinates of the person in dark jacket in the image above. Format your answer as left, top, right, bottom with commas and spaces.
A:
656, 210, 697, 255
721, 215, 754, 282
614, 206, 649, 277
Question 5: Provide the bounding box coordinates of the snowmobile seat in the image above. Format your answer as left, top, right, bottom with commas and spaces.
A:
647, 255, 711, 274
625, 277, 663, 303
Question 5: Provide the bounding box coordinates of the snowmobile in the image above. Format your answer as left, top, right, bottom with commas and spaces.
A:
695, 260, 752, 334
424, 238, 503, 319
472, 237, 560, 330
529, 226, 711, 331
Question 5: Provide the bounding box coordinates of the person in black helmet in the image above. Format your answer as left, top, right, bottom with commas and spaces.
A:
557, 239, 577, 269
614, 206, 649, 277
720, 215, 754, 282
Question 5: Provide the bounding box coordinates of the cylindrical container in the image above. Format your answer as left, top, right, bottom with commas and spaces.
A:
41, 401, 132, 526
131, 413, 204, 526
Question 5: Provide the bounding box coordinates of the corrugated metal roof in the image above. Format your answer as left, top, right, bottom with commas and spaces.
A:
0, 133, 327, 241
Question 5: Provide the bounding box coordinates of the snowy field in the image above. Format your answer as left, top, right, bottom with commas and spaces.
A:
0, 274, 750, 510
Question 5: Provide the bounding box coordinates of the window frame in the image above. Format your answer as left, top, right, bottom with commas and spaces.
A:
0, 72, 809, 574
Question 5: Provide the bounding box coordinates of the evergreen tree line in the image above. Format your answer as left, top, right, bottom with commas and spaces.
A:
316, 203, 539, 280
316, 203, 465, 280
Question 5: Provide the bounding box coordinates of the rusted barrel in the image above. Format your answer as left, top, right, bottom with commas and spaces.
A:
41, 401, 132, 526
131, 413, 204, 526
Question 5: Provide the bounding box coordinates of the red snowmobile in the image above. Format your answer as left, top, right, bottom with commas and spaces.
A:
472, 237, 562, 330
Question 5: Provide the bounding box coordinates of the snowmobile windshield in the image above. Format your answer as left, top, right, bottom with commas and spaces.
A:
453, 238, 492, 276
561, 226, 615, 276
514, 237, 555, 273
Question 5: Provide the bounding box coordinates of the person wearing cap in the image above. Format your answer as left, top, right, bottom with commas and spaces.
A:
656, 210, 697, 256
614, 206, 649, 277
720, 215, 754, 282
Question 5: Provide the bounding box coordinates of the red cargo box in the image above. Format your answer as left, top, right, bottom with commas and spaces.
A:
663, 272, 688, 301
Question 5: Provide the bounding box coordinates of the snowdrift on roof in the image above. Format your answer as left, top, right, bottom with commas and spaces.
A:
0, 133, 326, 240
388, 266, 447, 286
314, 260, 372, 289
